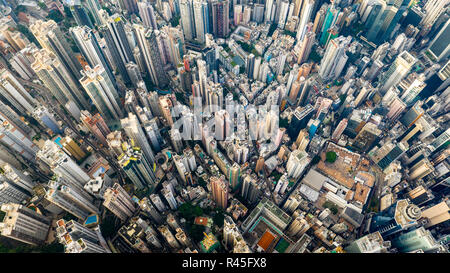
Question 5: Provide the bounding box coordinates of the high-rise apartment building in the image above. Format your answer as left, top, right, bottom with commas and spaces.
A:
286, 149, 310, 179
80, 65, 123, 124
211, 0, 230, 38
210, 175, 228, 209
0, 120, 39, 162
118, 143, 156, 190
121, 112, 155, 165
99, 14, 135, 84
103, 183, 137, 221
319, 36, 351, 81
378, 51, 416, 94
0, 69, 37, 114
30, 20, 83, 81
31, 49, 89, 110
133, 25, 169, 88
0, 203, 51, 245
56, 219, 108, 253
37, 140, 91, 190
81, 111, 111, 146
46, 178, 99, 220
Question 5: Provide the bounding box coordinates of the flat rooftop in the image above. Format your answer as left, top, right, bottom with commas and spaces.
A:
302, 169, 327, 192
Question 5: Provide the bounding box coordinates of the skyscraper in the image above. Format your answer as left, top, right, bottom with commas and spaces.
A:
211, 0, 230, 38
320, 3, 340, 46
37, 140, 91, 190
192, 0, 209, 43
70, 25, 116, 87
277, 0, 290, 29
56, 219, 108, 253
265, 0, 274, 22
210, 175, 228, 209
353, 122, 382, 152
103, 183, 137, 221
121, 112, 155, 165
297, 29, 315, 65
118, 0, 139, 15
99, 14, 135, 84
228, 162, 241, 191
137, 1, 158, 29
31, 49, 90, 110
85, 0, 103, 26
331, 118, 348, 142
286, 149, 310, 179
369, 199, 421, 238
0, 203, 51, 245
344, 232, 390, 253
46, 178, 99, 220
0, 179, 32, 205
118, 142, 156, 190
81, 111, 111, 146
318, 36, 351, 81
373, 141, 409, 170
426, 19, 450, 62
69, 3, 94, 28
0, 69, 37, 114
30, 20, 83, 82
0, 99, 34, 138
296, 0, 314, 41
179, 0, 195, 41
32, 106, 62, 134
0, 120, 39, 162
133, 25, 169, 88
391, 227, 445, 253
288, 104, 314, 139
80, 65, 123, 124
0, 162, 35, 194
420, 0, 449, 28
378, 51, 416, 94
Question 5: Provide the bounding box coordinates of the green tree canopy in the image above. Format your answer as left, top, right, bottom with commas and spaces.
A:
188, 224, 205, 242
46, 9, 64, 23
311, 155, 321, 165
279, 117, 289, 128
326, 151, 337, 163
212, 209, 224, 227
178, 202, 203, 221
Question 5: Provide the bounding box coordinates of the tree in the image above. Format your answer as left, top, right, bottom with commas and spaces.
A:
279, 117, 289, 128
178, 202, 203, 221
188, 224, 205, 242
170, 15, 180, 27
326, 151, 337, 163
308, 47, 321, 63
16, 24, 39, 46
62, 213, 77, 221
198, 177, 206, 188
63, 6, 73, 18
212, 209, 224, 227
268, 23, 278, 37
14, 5, 26, 14
102, 6, 112, 15
38, 2, 47, 10
175, 92, 186, 104
311, 155, 321, 165
46, 10, 64, 23
283, 30, 296, 38
270, 170, 282, 182
323, 201, 338, 215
